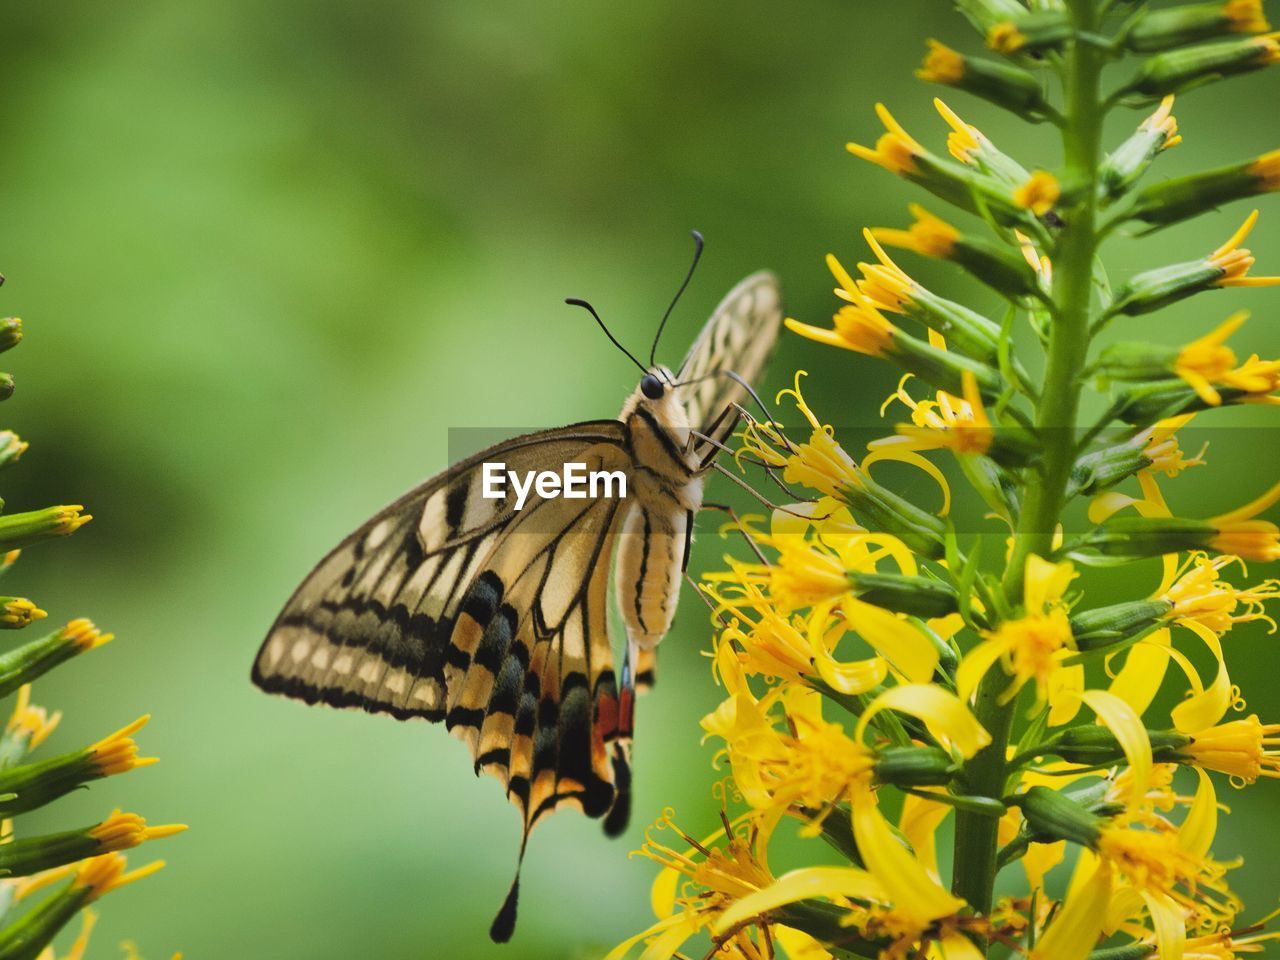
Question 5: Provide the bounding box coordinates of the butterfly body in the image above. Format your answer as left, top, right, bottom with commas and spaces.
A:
251, 268, 781, 941
615, 367, 705, 653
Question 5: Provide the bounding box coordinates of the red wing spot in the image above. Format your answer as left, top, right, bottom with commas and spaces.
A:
596, 691, 620, 741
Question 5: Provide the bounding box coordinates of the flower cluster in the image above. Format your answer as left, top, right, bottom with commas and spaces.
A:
617, 2, 1280, 958
0, 284, 184, 957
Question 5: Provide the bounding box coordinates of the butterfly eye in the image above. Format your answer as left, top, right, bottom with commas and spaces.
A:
640, 374, 665, 400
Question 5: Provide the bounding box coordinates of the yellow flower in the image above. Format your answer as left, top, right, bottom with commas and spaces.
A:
1159, 552, 1280, 634
73, 852, 167, 903
1249, 147, 1280, 189
833, 232, 917, 316
786, 299, 898, 357
872, 204, 961, 259
1141, 94, 1182, 149
1139, 415, 1207, 477
987, 22, 1026, 53
958, 555, 1077, 707
88, 716, 159, 777
2, 598, 46, 627
916, 39, 965, 84
1016, 230, 1053, 285
1172, 312, 1274, 407
6, 684, 61, 751
1206, 210, 1280, 287
1180, 714, 1280, 783
874, 370, 993, 456
846, 104, 924, 176
1013, 171, 1061, 215
736, 374, 861, 499
88, 811, 187, 853
60, 619, 114, 652
607, 809, 816, 960
1225, 0, 1271, 32
1208, 479, 1280, 560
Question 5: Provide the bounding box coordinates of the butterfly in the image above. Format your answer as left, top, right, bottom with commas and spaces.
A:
251, 233, 781, 941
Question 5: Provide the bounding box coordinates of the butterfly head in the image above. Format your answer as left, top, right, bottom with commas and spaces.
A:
639, 371, 666, 401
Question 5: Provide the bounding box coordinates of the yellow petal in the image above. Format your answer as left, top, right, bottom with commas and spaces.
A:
603, 914, 694, 960
900, 792, 951, 883
638, 913, 703, 960
1047, 662, 1085, 727
1031, 860, 1112, 960
956, 635, 1009, 703
1178, 768, 1218, 860
1106, 630, 1172, 718
934, 932, 986, 960
713, 866, 887, 934
1080, 689, 1151, 806
851, 791, 966, 925
841, 598, 939, 683
863, 446, 953, 516
810, 605, 891, 695
1140, 891, 1186, 960
1170, 621, 1232, 733
856, 684, 990, 757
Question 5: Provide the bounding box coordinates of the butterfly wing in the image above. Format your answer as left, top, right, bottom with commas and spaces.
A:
674, 270, 783, 454
252, 422, 635, 838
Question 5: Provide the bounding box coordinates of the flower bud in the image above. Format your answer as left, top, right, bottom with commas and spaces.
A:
1094, 340, 1182, 382
1049, 724, 1189, 764
847, 105, 1029, 225
916, 40, 1057, 121
0, 505, 92, 550
1131, 150, 1280, 227
839, 475, 948, 559
987, 11, 1073, 55
0, 431, 28, 470
1109, 211, 1278, 315
0, 717, 156, 816
847, 571, 959, 620
874, 745, 957, 788
0, 597, 47, 629
0, 318, 21, 354
1120, 33, 1280, 101
0, 619, 113, 700
1101, 96, 1182, 198
1069, 599, 1172, 649
1125, 0, 1271, 53
873, 205, 1043, 301
954, 0, 1029, 33
0, 812, 183, 877
1082, 515, 1218, 559
1017, 785, 1103, 847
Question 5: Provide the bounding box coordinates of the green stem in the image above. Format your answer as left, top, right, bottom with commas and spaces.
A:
951, 0, 1104, 921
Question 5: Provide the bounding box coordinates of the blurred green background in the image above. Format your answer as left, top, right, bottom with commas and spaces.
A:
0, 0, 1277, 956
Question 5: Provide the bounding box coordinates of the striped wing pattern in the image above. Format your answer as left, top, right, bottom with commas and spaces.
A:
252, 423, 636, 850
675, 270, 782, 457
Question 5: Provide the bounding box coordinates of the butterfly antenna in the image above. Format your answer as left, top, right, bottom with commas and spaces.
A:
649, 229, 705, 369
565, 297, 649, 377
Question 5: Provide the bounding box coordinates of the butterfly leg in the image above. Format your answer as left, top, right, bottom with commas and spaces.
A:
699, 501, 770, 565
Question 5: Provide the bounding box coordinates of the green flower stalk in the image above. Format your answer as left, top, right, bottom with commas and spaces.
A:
0, 278, 185, 959
613, 2, 1280, 959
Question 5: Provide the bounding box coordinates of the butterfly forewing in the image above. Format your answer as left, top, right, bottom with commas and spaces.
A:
675, 270, 782, 454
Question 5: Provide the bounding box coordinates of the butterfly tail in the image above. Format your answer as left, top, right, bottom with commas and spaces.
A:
489, 835, 528, 943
